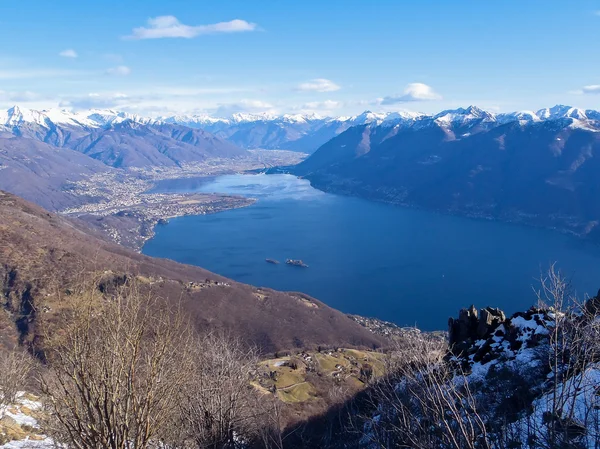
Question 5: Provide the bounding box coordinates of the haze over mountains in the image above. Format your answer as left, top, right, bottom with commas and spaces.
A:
0, 106, 254, 209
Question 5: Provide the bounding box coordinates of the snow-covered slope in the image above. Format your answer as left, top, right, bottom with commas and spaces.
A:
2, 104, 599, 154
2, 104, 598, 132
0, 393, 52, 448
358, 298, 600, 449
0, 106, 159, 130
434, 105, 497, 126
497, 110, 542, 124
537, 105, 589, 120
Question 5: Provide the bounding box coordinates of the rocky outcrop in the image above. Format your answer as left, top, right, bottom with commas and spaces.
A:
448, 305, 506, 355
477, 307, 506, 338
448, 304, 555, 375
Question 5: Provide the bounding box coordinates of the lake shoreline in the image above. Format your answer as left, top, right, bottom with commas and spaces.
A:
303, 176, 600, 247
142, 173, 600, 330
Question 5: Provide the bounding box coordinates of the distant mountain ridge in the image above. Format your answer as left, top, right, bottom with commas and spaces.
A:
3, 104, 599, 154
0, 106, 248, 170
0, 106, 250, 210
0, 136, 111, 210
158, 105, 600, 153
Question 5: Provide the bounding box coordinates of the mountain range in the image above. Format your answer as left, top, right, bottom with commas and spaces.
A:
3, 104, 600, 156
159, 105, 600, 155
293, 105, 600, 240
0, 106, 252, 209
0, 106, 247, 169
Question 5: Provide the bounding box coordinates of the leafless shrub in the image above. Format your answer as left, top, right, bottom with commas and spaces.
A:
39, 280, 195, 449
531, 264, 600, 449
174, 333, 264, 448
361, 333, 491, 449
363, 266, 600, 449
252, 395, 286, 449
0, 346, 35, 407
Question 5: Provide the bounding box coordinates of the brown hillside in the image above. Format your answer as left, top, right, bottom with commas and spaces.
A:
0, 190, 385, 353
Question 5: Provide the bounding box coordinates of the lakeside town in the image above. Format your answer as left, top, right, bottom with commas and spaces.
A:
60, 150, 305, 250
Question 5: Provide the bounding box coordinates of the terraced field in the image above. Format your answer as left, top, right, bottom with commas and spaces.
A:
255, 348, 386, 404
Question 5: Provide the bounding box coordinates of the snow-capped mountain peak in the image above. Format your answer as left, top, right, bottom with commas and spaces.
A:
1, 104, 599, 148
536, 105, 588, 121
0, 106, 160, 129
497, 110, 541, 125
281, 113, 323, 124
0, 105, 49, 127
348, 110, 388, 126
85, 109, 158, 127
433, 106, 496, 126
229, 112, 278, 124
158, 114, 228, 127
382, 110, 424, 125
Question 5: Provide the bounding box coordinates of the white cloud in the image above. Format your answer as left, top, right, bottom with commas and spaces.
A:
580, 85, 600, 95
0, 90, 65, 110
154, 86, 254, 96
54, 86, 269, 116
235, 99, 273, 109
302, 100, 342, 109
126, 16, 258, 40
106, 66, 131, 76
59, 49, 78, 58
296, 78, 341, 93
380, 83, 441, 105
289, 100, 343, 116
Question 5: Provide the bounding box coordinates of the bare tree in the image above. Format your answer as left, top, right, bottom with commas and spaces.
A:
532, 264, 600, 449
363, 333, 492, 449
253, 395, 285, 449
0, 346, 35, 408
39, 280, 195, 449
175, 333, 263, 449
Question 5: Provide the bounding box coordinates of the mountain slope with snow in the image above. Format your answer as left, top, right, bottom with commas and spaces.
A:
2, 104, 600, 155
137, 104, 600, 153
0, 106, 249, 169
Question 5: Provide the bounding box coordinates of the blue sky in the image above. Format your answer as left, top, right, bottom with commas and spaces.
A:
0, 0, 599, 116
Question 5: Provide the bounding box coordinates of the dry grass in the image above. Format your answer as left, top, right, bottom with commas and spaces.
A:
278, 382, 317, 403
255, 348, 386, 407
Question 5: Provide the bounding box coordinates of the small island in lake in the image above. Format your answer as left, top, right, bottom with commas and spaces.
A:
286, 259, 309, 268
265, 258, 280, 264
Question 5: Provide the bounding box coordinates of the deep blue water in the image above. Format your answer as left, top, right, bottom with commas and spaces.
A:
143, 174, 600, 330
